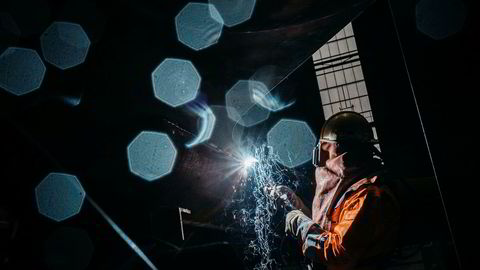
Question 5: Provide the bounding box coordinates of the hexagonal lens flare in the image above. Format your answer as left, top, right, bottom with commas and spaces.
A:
175, 3, 224, 50
267, 119, 316, 168
225, 80, 270, 127
127, 131, 177, 181
416, 0, 466, 40
35, 173, 86, 222
152, 58, 201, 107
209, 0, 256, 27
0, 47, 46, 96
40, 21, 91, 70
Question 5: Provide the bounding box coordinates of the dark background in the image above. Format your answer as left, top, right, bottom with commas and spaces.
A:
353, 1, 475, 269
0, 0, 475, 269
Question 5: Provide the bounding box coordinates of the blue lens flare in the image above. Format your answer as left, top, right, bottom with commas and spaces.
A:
209, 0, 256, 27
267, 119, 316, 168
40, 21, 91, 70
249, 80, 295, 112
185, 102, 216, 148
225, 80, 270, 127
175, 3, 224, 51
35, 173, 86, 222
127, 131, 177, 181
151, 58, 201, 107
0, 47, 46, 96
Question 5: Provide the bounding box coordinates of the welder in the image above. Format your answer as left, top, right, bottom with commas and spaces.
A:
272, 111, 400, 270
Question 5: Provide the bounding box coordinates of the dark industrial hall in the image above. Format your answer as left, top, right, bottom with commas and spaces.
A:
0, 0, 475, 269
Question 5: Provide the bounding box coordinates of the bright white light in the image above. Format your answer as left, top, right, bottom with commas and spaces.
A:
243, 156, 258, 168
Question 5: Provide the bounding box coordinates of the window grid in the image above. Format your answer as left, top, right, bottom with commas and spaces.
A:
313, 23, 380, 147
315, 63, 362, 77
313, 42, 357, 63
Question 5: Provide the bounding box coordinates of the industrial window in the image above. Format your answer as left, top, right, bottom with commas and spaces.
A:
313, 23, 380, 149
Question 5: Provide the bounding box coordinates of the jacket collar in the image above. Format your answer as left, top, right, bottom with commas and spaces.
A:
317, 153, 384, 218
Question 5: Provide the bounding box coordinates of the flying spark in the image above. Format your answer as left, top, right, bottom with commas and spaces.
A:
229, 144, 298, 270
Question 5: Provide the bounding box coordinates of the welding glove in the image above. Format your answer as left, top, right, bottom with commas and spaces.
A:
285, 209, 316, 240
266, 185, 311, 216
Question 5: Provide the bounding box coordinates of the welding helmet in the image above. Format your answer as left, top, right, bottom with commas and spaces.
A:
312, 111, 378, 167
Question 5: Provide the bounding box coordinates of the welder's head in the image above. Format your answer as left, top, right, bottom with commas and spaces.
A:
312, 111, 378, 167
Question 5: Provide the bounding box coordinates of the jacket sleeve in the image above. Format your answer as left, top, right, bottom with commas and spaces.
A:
286, 186, 398, 265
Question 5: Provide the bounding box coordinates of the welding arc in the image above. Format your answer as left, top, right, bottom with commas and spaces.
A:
86, 196, 158, 270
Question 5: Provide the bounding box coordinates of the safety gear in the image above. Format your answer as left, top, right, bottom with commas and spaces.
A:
313, 111, 377, 167
286, 181, 400, 268
320, 111, 377, 144
288, 151, 399, 270
287, 179, 400, 268
266, 185, 311, 216
312, 152, 384, 226
285, 210, 317, 239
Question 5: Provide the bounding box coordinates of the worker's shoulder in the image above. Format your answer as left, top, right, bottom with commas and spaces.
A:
350, 181, 399, 208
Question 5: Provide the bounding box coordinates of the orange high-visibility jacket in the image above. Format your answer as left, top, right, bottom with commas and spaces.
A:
287, 174, 400, 270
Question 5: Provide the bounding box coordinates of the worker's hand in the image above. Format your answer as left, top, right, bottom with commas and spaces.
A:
285, 209, 317, 240
265, 185, 311, 216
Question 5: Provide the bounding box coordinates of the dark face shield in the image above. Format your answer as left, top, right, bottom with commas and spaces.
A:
312, 143, 320, 167
312, 140, 334, 167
